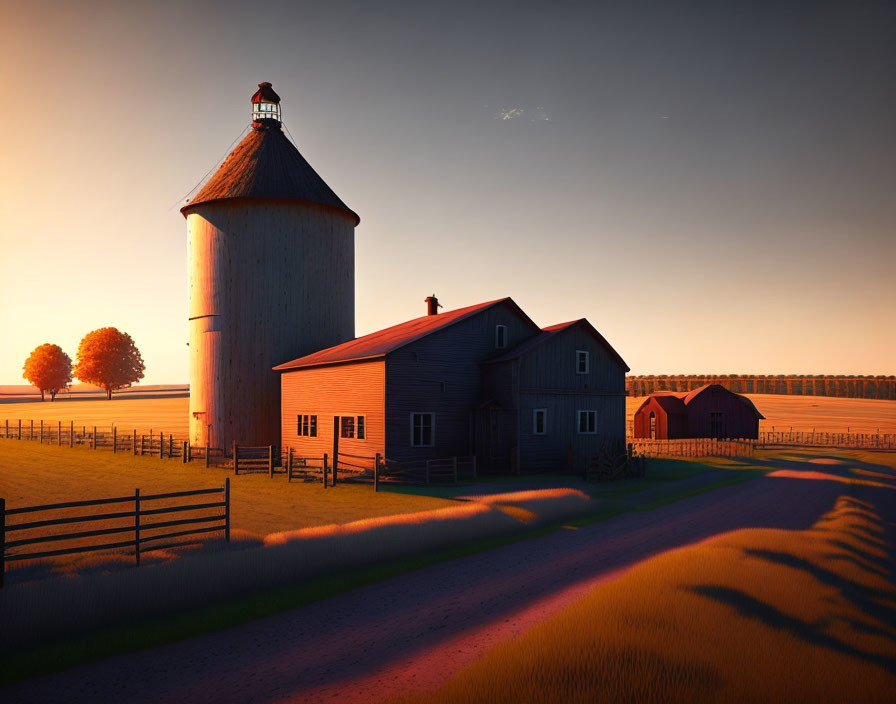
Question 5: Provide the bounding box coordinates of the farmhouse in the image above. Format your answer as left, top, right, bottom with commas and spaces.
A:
632, 384, 764, 440
275, 297, 629, 473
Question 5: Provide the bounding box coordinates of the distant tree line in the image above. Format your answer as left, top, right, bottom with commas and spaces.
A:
626, 375, 896, 400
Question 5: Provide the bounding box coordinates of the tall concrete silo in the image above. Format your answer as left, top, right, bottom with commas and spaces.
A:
182, 82, 358, 449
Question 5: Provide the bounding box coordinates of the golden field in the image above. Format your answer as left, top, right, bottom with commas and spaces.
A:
394, 475, 896, 703
0, 392, 893, 441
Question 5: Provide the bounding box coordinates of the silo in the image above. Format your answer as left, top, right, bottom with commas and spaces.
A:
182, 82, 358, 449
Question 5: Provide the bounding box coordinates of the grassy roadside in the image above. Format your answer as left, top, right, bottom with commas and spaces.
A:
0, 466, 763, 688
391, 493, 896, 703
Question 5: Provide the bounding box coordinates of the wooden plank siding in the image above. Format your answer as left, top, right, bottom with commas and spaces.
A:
384, 302, 540, 465
280, 360, 385, 459
488, 323, 627, 472
187, 199, 355, 450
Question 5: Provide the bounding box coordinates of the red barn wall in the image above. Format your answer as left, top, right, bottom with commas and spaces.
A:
280, 360, 385, 458
685, 387, 760, 439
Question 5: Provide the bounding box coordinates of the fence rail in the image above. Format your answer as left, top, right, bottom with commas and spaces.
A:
381, 456, 477, 485
0, 479, 230, 587
756, 431, 896, 449
629, 438, 757, 458
232, 444, 275, 476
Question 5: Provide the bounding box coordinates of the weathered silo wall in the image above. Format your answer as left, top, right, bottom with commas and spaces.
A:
187, 198, 355, 448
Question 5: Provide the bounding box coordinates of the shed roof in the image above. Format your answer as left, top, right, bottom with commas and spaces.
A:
274, 298, 536, 371
487, 318, 630, 372
683, 384, 766, 419
181, 127, 359, 223
636, 384, 765, 419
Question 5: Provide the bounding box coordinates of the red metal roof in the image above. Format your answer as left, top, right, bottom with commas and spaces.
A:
274, 298, 535, 371
181, 126, 359, 223
486, 318, 630, 372
638, 384, 765, 419
251, 82, 280, 104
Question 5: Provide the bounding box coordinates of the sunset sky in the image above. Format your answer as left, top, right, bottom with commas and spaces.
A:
1, 0, 894, 385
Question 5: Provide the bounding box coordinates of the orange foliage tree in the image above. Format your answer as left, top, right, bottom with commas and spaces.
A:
23, 343, 73, 401
74, 327, 145, 400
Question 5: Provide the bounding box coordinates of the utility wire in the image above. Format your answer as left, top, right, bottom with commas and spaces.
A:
168, 124, 251, 211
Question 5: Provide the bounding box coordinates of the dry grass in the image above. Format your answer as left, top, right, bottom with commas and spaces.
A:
627, 394, 896, 434
392, 494, 896, 704
0, 395, 189, 436
0, 440, 455, 580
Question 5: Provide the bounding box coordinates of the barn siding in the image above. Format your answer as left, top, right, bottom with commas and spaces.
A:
280, 360, 385, 459
684, 387, 760, 438
188, 199, 355, 449
384, 302, 539, 463
515, 325, 626, 471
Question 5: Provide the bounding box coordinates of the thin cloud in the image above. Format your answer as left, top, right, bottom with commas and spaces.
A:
494, 106, 551, 123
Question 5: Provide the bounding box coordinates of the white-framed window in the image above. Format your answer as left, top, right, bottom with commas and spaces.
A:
297, 414, 318, 437
577, 410, 597, 434
495, 325, 507, 349
533, 408, 547, 435
576, 350, 590, 375
339, 415, 366, 439
410, 412, 434, 447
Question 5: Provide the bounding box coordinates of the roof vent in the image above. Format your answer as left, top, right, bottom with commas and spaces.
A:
424, 294, 441, 316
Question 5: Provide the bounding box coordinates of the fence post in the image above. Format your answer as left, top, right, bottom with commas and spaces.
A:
169, 434, 174, 458
134, 488, 141, 566
56, 420, 61, 446
30, 419, 34, 441
182, 441, 188, 463
224, 478, 231, 543
0, 497, 5, 589
233, 442, 238, 474
70, 421, 74, 448
40, 420, 44, 444
268, 445, 274, 478
323, 453, 329, 489
159, 431, 164, 459
453, 456, 458, 485
113, 426, 117, 454
92, 426, 97, 450
133, 429, 137, 455
205, 438, 210, 468
287, 448, 294, 483
374, 452, 381, 492
18, 419, 21, 440
141, 434, 146, 455
332, 417, 339, 486
3, 419, 7, 439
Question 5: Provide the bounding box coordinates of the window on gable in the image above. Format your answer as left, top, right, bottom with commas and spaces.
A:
495, 325, 507, 349
297, 414, 318, 437
577, 410, 597, 434
411, 412, 434, 447
533, 408, 547, 435
576, 350, 590, 375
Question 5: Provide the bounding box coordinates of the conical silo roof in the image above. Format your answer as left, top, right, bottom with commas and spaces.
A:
181, 124, 359, 224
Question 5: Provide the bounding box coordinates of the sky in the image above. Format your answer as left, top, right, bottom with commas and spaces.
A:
1, 0, 894, 384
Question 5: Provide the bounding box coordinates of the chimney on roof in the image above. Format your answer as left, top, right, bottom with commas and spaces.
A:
424, 294, 441, 316
251, 81, 282, 130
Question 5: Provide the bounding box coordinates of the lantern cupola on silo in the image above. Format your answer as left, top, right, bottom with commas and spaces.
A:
182, 82, 358, 450
251, 82, 281, 128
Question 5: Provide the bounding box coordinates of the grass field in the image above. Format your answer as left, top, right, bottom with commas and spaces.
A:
0, 440, 456, 579
393, 471, 896, 703
627, 393, 896, 434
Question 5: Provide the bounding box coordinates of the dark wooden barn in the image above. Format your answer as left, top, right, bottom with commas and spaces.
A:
632, 384, 764, 440
275, 297, 629, 473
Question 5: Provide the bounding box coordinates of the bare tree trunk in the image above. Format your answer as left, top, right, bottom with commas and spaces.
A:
50, 390, 57, 401
106, 387, 112, 400
40, 389, 45, 401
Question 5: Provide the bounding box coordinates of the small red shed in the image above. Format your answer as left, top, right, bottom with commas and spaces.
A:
633, 384, 764, 439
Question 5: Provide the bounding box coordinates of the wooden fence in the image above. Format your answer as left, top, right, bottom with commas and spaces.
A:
0, 479, 230, 587
1, 418, 229, 467
380, 456, 477, 485
629, 438, 757, 458
756, 431, 896, 449
232, 444, 275, 476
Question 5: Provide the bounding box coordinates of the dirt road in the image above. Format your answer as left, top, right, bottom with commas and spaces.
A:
6, 459, 892, 703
